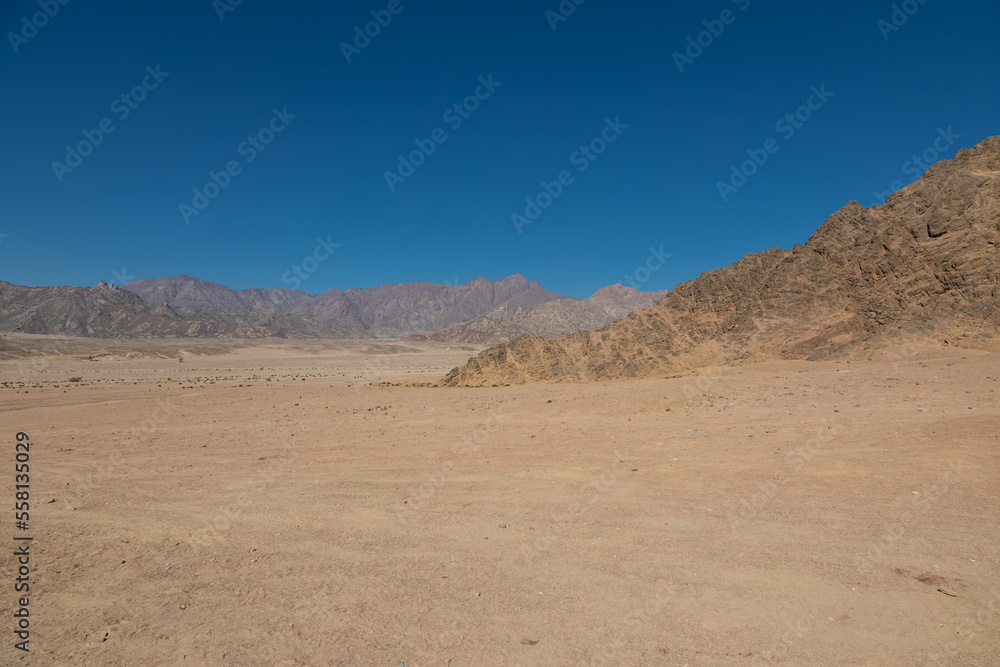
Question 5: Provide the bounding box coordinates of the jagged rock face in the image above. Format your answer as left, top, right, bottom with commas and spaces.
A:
442, 136, 1000, 386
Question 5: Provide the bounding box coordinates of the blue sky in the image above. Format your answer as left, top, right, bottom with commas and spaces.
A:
1, 0, 997, 298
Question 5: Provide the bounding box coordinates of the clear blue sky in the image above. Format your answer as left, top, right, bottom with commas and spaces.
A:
1, 0, 997, 298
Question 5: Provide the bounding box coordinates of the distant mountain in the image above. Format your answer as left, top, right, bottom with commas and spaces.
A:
405, 285, 668, 345
289, 289, 370, 336
334, 274, 563, 336
442, 135, 1000, 386
180, 308, 367, 339
0, 274, 668, 341
125, 273, 568, 338
123, 275, 314, 313
584, 284, 670, 320
0, 281, 278, 338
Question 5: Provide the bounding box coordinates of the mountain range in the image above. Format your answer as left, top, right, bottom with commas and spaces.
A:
442, 135, 1000, 386
6, 136, 997, 374
0, 273, 666, 342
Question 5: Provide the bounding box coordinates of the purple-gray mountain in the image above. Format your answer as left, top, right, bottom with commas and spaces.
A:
0, 274, 667, 341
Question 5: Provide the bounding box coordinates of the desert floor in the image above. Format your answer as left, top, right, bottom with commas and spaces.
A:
1, 334, 998, 666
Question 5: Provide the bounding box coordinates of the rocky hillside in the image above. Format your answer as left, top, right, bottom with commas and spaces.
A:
406, 285, 668, 345
442, 136, 1000, 386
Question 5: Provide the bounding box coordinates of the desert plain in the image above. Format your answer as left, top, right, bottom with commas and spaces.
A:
1, 334, 998, 665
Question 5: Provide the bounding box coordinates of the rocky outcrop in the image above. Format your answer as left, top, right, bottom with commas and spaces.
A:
442, 136, 1000, 386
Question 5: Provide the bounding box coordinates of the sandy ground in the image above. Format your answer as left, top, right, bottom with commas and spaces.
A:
1, 334, 998, 666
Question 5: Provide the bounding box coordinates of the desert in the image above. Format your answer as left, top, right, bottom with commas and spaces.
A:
1, 334, 997, 665
4, 2, 1000, 664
